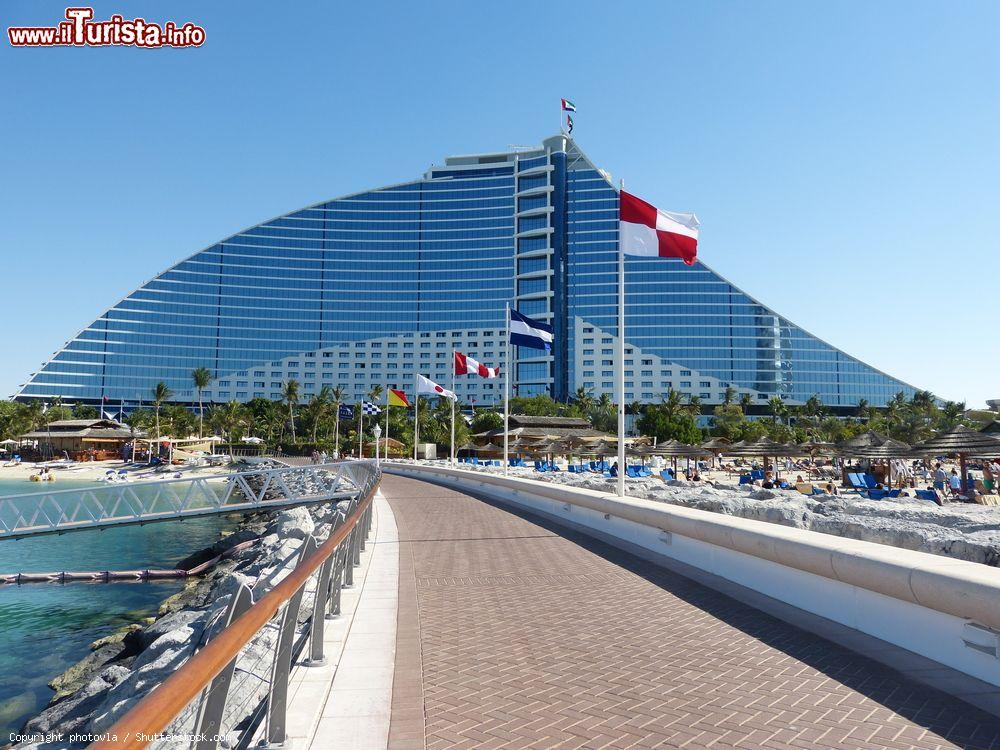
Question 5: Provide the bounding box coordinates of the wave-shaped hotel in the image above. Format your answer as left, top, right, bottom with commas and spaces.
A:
14, 135, 917, 412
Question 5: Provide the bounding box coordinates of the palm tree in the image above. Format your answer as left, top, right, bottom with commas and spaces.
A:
210, 401, 247, 458
588, 393, 616, 433
723, 386, 737, 407
911, 390, 936, 414
306, 386, 332, 443
684, 394, 702, 418
659, 389, 687, 421
739, 392, 752, 410
152, 382, 173, 440
938, 400, 966, 430
283, 380, 300, 443
191, 367, 213, 438
855, 398, 871, 422
768, 396, 787, 425
572, 386, 596, 415
331, 386, 346, 455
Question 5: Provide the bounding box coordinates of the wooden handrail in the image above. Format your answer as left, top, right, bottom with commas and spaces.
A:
90, 480, 379, 750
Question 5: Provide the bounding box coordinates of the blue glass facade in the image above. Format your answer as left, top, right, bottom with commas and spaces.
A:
16, 136, 917, 409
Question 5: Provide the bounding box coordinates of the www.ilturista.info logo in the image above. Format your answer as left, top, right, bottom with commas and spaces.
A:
8, 7, 206, 48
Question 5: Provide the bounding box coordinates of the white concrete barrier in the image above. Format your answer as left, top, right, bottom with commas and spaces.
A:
386, 463, 1000, 690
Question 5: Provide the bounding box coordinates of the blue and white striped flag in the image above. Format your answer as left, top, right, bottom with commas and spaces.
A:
509, 309, 553, 351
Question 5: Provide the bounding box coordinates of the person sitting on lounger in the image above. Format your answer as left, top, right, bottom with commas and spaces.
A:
824, 483, 837, 495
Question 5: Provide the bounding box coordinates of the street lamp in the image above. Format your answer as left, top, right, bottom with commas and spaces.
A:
372, 423, 382, 467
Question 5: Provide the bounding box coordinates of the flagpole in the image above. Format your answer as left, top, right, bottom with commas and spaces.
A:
617, 179, 626, 497
358, 401, 364, 459
413, 373, 419, 461
450, 354, 456, 465
385, 388, 390, 462
503, 303, 510, 477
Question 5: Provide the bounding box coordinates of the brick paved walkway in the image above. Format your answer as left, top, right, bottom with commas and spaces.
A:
383, 474, 1000, 750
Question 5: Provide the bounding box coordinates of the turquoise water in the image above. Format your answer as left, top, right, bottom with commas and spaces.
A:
0, 478, 237, 740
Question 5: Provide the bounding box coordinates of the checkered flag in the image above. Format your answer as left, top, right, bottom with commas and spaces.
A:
362, 401, 381, 416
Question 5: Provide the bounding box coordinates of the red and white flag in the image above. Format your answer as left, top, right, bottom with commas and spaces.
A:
416, 373, 456, 400
454, 351, 500, 379
619, 190, 699, 265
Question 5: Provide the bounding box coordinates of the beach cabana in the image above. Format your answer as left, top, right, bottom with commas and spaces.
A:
911, 426, 1000, 493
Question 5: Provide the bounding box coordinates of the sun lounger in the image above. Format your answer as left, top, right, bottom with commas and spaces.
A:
738, 475, 753, 485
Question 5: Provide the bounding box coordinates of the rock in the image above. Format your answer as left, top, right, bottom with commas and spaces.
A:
747, 489, 778, 500
26, 666, 130, 736
133, 609, 207, 650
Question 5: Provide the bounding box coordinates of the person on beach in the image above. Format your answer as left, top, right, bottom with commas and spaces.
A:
948, 469, 962, 496
825, 483, 837, 495
933, 463, 946, 493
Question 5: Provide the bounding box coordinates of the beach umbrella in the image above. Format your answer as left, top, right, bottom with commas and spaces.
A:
835, 431, 891, 453
911, 426, 1000, 492
473, 442, 503, 454
699, 437, 731, 454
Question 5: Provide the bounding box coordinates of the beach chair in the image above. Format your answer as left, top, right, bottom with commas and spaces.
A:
886, 489, 902, 498
534, 461, 545, 472
794, 482, 814, 495
847, 473, 869, 495
660, 470, 674, 482
638, 466, 652, 478
738, 474, 753, 486
750, 469, 765, 481
625, 466, 639, 478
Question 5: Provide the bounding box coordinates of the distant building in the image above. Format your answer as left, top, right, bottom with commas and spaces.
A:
19, 419, 135, 457
14, 135, 919, 412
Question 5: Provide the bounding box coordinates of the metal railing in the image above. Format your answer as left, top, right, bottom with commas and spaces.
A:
0, 461, 371, 541
89, 460, 381, 750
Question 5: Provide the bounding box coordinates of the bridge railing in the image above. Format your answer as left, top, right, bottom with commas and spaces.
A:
89, 460, 381, 750
0, 461, 368, 540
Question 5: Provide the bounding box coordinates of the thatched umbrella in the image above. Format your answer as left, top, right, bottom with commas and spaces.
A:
724, 437, 799, 478
835, 431, 891, 453
912, 426, 1000, 492
700, 437, 731, 452
800, 440, 835, 456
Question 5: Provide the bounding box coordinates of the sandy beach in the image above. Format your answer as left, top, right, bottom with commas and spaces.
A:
0, 459, 237, 489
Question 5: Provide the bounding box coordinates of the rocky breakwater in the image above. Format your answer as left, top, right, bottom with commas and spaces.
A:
16, 467, 362, 750
416, 462, 1000, 568
557, 473, 1000, 567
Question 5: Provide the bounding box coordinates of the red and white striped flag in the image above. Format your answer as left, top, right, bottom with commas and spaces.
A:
620, 190, 699, 265
454, 351, 500, 378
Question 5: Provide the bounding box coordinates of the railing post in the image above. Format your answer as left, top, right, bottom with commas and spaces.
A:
352, 521, 362, 566
193, 585, 254, 750
264, 536, 316, 747
344, 526, 357, 587
328, 537, 349, 616
302, 553, 335, 667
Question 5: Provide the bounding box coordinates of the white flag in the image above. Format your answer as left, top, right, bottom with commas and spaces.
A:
416, 374, 456, 400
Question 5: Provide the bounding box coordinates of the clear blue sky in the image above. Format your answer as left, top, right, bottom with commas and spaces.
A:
2, 1, 997, 407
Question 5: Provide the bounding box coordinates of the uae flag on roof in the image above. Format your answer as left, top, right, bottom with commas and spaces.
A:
619, 190, 699, 265
454, 351, 499, 379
